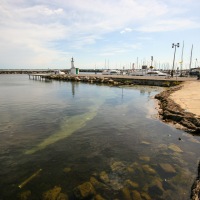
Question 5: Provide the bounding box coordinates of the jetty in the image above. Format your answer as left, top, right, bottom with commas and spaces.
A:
28, 73, 197, 87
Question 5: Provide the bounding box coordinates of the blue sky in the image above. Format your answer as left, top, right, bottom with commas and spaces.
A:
0, 0, 200, 69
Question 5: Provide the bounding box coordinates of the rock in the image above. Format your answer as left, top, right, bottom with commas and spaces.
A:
73, 182, 96, 200
142, 165, 156, 175
124, 179, 139, 189
99, 171, 109, 184
159, 163, 176, 174
43, 186, 68, 200
140, 192, 152, 200
127, 166, 134, 173
63, 167, 71, 173
57, 193, 69, 200
94, 194, 106, 200
168, 143, 183, 153
109, 179, 123, 190
121, 187, 132, 200
191, 180, 200, 200
131, 190, 142, 200
139, 156, 150, 162
110, 161, 126, 173
148, 179, 164, 196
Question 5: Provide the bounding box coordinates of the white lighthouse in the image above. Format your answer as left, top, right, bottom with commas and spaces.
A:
70, 57, 79, 75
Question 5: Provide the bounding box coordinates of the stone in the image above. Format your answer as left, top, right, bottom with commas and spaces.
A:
139, 156, 150, 162
148, 179, 164, 196
95, 194, 106, 200
159, 163, 176, 174
63, 167, 71, 173
141, 192, 152, 200
99, 171, 109, 184
43, 186, 68, 200
73, 182, 96, 200
110, 161, 126, 173
142, 165, 156, 175
127, 166, 134, 173
121, 187, 132, 200
124, 179, 139, 189
131, 190, 142, 200
168, 143, 183, 153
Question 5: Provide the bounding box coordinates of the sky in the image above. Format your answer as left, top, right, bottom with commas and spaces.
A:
0, 0, 200, 69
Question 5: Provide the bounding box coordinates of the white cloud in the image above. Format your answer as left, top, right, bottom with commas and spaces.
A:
120, 28, 133, 34
137, 19, 200, 32
0, 0, 200, 67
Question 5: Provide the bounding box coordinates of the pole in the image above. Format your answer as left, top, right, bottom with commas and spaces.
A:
180, 41, 184, 76
172, 45, 177, 71
189, 44, 193, 71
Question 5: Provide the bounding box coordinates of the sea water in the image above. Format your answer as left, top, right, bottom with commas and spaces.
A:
0, 74, 199, 200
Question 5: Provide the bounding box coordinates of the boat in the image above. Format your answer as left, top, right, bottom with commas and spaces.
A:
130, 70, 146, 76
54, 70, 65, 75
146, 71, 168, 76
102, 69, 120, 75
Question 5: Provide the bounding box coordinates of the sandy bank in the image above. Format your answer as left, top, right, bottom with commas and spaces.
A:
170, 81, 200, 118
155, 81, 200, 134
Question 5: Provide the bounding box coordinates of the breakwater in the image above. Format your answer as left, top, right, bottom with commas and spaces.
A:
33, 74, 182, 87
0, 69, 103, 74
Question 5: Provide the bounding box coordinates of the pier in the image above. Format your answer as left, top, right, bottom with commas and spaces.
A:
28, 73, 197, 87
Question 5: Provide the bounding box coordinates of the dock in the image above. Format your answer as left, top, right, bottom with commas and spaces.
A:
28, 73, 198, 87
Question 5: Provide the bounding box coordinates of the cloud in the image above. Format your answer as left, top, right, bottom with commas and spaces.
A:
120, 28, 133, 34
137, 18, 200, 32
0, 0, 200, 67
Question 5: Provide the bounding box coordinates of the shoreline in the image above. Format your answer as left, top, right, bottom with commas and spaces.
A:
155, 82, 200, 134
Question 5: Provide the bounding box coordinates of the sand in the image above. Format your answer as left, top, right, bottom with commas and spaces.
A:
170, 81, 200, 118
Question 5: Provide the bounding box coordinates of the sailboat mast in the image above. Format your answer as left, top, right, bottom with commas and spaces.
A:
189, 44, 193, 71
180, 41, 184, 75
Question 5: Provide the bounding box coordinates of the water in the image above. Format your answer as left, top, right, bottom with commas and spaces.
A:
0, 75, 199, 200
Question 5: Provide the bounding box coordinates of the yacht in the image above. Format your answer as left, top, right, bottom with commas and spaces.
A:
102, 69, 120, 75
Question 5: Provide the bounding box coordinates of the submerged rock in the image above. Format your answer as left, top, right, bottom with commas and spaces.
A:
159, 163, 176, 175
142, 165, 156, 175
94, 194, 106, 200
168, 143, 183, 153
110, 161, 126, 174
140, 192, 152, 200
124, 179, 139, 189
63, 167, 71, 173
43, 186, 68, 200
99, 171, 110, 184
139, 156, 150, 162
73, 182, 96, 200
121, 187, 132, 200
148, 179, 164, 196
131, 190, 142, 200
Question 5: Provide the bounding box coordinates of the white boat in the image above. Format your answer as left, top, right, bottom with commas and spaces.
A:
54, 70, 65, 75
102, 69, 120, 75
146, 71, 168, 76
130, 70, 146, 76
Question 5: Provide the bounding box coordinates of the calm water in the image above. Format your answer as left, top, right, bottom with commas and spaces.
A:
0, 75, 199, 200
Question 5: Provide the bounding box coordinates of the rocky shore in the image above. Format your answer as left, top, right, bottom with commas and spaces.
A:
155, 81, 200, 199
155, 83, 200, 134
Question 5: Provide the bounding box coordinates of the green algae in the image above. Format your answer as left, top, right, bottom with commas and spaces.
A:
25, 105, 99, 154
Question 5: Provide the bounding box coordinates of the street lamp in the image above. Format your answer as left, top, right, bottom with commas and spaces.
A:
172, 43, 179, 73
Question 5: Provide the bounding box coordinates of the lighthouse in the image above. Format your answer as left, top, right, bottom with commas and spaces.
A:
70, 57, 79, 75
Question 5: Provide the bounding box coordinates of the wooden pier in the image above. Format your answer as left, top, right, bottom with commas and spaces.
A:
28, 73, 51, 80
